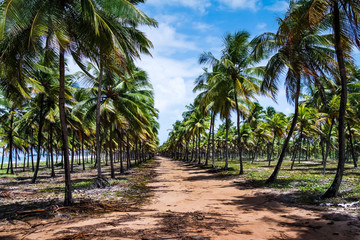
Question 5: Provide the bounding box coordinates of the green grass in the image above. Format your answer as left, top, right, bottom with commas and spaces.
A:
73, 180, 93, 188
197, 156, 360, 205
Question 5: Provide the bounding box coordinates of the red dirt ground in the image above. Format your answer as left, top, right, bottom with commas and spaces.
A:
0, 156, 359, 239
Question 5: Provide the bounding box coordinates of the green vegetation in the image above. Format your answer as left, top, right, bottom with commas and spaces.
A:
161, 0, 360, 203
0, 0, 159, 206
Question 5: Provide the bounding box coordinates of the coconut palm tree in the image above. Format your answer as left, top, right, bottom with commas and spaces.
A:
200, 31, 262, 174
252, 1, 337, 184
1, 0, 156, 205
266, 112, 287, 166
305, 0, 360, 198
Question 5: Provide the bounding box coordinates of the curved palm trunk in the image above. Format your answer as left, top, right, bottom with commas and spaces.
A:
322, 3, 348, 199
59, 45, 72, 205
95, 62, 104, 180
266, 78, 300, 184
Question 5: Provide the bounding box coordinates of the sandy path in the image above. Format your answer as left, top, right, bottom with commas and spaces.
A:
1, 156, 359, 239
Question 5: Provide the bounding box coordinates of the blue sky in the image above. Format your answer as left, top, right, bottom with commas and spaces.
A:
135, 0, 293, 143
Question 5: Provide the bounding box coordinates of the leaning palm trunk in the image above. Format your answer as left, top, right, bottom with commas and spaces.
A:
322, 2, 348, 199
266, 78, 300, 184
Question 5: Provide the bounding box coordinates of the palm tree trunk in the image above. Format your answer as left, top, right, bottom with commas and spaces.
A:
225, 118, 229, 170
126, 134, 131, 169
298, 129, 303, 164
266, 77, 300, 184
347, 123, 357, 168
71, 131, 75, 173
109, 125, 115, 178
212, 117, 216, 168
233, 88, 243, 174
15, 149, 18, 169
59, 45, 72, 205
32, 96, 45, 183
323, 119, 334, 174
206, 112, 214, 166
120, 136, 124, 173
1, 147, 4, 170
82, 137, 85, 171
95, 62, 104, 179
22, 151, 26, 172
322, 3, 347, 198
50, 124, 55, 178
198, 129, 201, 164
191, 136, 195, 161
268, 136, 276, 166
31, 129, 34, 172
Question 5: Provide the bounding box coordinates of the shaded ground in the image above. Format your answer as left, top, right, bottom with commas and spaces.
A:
1, 156, 359, 239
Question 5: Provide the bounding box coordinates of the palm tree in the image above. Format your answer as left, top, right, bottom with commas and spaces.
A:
252, 1, 336, 184
1, 0, 156, 205
266, 112, 286, 166
184, 106, 209, 165
307, 0, 360, 198
200, 31, 262, 174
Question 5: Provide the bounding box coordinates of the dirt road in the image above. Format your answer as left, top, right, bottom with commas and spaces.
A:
1, 157, 360, 239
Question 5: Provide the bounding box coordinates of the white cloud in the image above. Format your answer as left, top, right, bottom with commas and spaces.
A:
141, 22, 198, 57
257, 23, 267, 29
217, 0, 261, 11
137, 55, 201, 113
193, 22, 213, 32
146, 0, 211, 13
265, 1, 289, 12
137, 54, 201, 143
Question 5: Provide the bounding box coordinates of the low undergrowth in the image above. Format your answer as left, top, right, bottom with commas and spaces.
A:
0, 159, 158, 220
